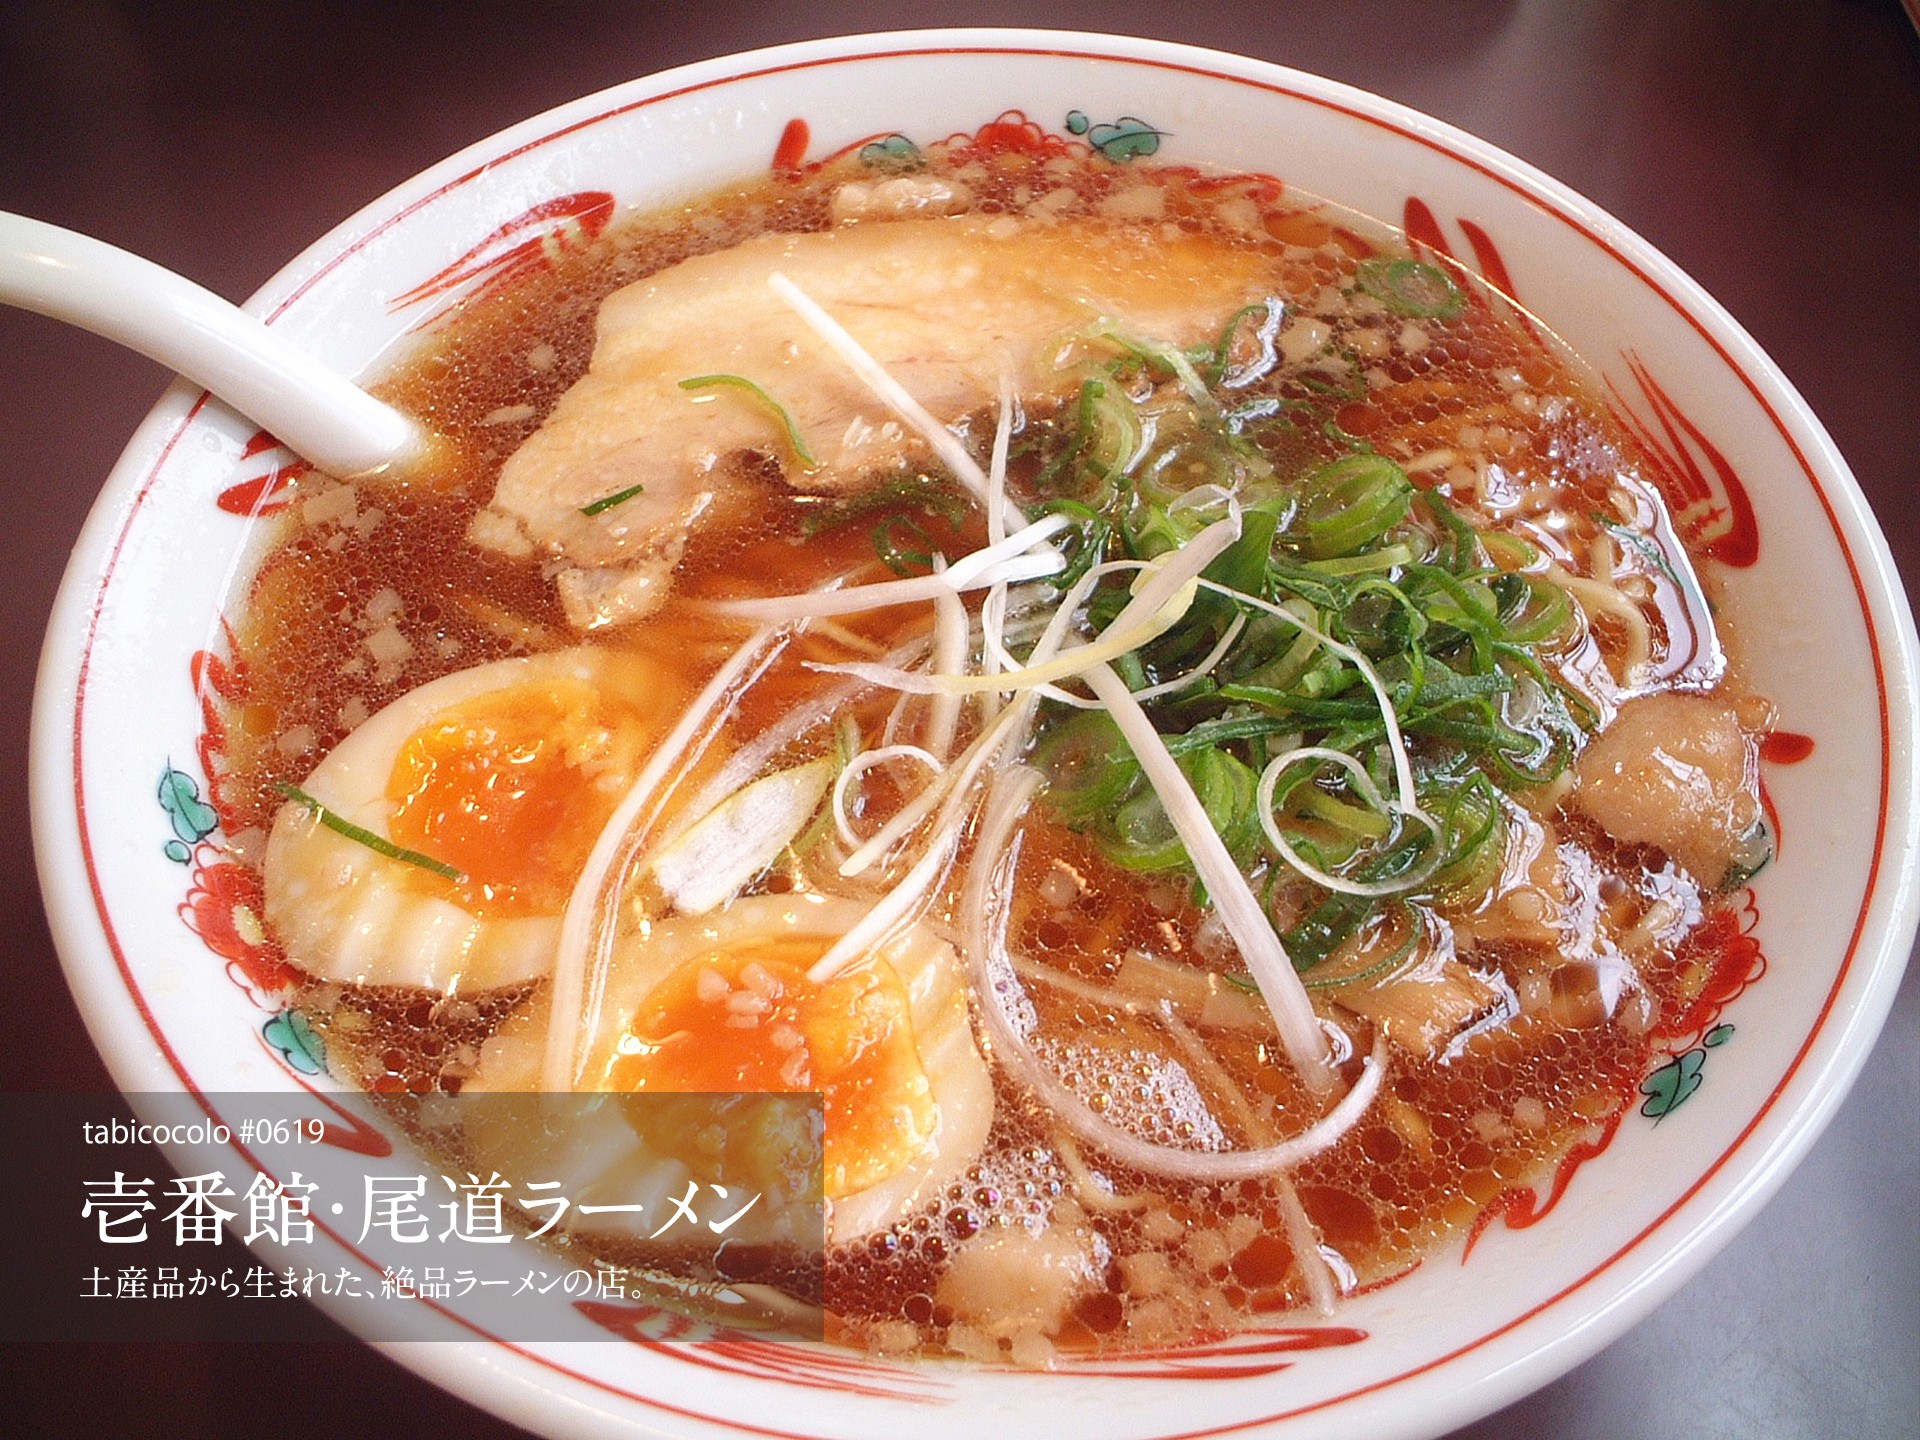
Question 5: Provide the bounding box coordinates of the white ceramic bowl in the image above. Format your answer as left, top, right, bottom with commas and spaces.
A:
30, 28, 1920, 1440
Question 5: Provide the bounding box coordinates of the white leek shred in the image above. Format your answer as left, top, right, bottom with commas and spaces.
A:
651, 670, 867, 859
1256, 746, 1443, 898
805, 822, 959, 986
713, 545, 1061, 622
1276, 1177, 1342, 1316
941, 512, 1071, 587
964, 768, 1384, 1176
925, 559, 967, 759
1081, 663, 1336, 1092
543, 626, 786, 1090
980, 371, 1016, 718
830, 538, 1118, 886
649, 758, 834, 916
1196, 577, 1429, 819
988, 371, 1014, 550
816, 515, 1242, 699
1129, 612, 1247, 702
832, 744, 944, 849
808, 693, 1039, 982
768, 271, 1001, 518
836, 696, 1030, 879
979, 563, 1123, 688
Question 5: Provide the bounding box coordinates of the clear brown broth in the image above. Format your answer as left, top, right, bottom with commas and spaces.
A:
222, 140, 1753, 1359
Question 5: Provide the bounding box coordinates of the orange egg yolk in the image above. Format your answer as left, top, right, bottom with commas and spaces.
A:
605, 937, 936, 1199
385, 678, 645, 917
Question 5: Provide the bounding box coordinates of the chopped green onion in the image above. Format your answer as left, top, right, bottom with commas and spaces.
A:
1279, 818, 1434, 969
1298, 788, 1393, 840
1300, 542, 1416, 578
274, 783, 463, 880
1424, 773, 1505, 900
1099, 747, 1258, 872
999, 270, 1617, 967
1203, 507, 1279, 597
1299, 904, 1424, 991
1032, 711, 1137, 823
580, 483, 646, 517
1355, 257, 1466, 320
1286, 453, 1413, 559
678, 373, 821, 470
1496, 574, 1575, 644
1208, 300, 1282, 387
873, 513, 937, 575
1027, 498, 1112, 589
799, 472, 968, 537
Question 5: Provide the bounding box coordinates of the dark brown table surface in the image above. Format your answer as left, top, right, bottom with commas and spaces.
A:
3, 2, 1916, 1436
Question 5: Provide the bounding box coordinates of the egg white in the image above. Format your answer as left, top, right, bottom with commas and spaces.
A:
263, 646, 673, 991
465, 893, 994, 1245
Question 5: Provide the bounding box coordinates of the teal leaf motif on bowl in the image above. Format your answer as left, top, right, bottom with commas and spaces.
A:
158, 763, 218, 863
1639, 1024, 1734, 1121
264, 1009, 327, 1077
1065, 110, 1166, 161
858, 134, 922, 172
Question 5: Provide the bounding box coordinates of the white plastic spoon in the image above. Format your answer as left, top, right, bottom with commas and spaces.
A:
0, 211, 424, 477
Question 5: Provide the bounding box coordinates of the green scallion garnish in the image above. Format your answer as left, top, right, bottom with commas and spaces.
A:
275, 783, 464, 881
1355, 256, 1465, 320
987, 260, 1594, 989
678, 373, 820, 470
580, 483, 647, 517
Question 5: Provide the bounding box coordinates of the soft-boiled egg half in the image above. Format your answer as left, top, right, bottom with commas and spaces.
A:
467, 894, 994, 1244
264, 646, 682, 991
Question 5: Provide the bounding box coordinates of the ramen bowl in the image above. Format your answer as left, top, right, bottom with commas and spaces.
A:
30, 28, 1918, 1440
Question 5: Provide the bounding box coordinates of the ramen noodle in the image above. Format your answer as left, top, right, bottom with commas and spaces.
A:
222, 134, 1773, 1363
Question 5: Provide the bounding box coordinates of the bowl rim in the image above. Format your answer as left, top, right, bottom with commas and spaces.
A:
29, 24, 1920, 1440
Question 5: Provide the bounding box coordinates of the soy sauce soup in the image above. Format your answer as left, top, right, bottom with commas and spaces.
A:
220, 131, 1772, 1363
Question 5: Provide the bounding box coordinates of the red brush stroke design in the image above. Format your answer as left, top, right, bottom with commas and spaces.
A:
576, 1303, 942, 1401
183, 633, 311, 995
1761, 730, 1815, 764
1402, 198, 1546, 346
1403, 203, 1759, 571
1044, 1325, 1367, 1381
774, 109, 1080, 181
1348, 1258, 1421, 1298
944, 109, 1079, 162
181, 845, 300, 997
270, 1061, 397, 1158
217, 430, 311, 515
389, 192, 616, 319
1655, 893, 1767, 1046
772, 118, 812, 178
1757, 730, 1813, 853
1456, 219, 1522, 310
1463, 1107, 1630, 1260
189, 631, 250, 836
1401, 197, 1490, 314
1758, 775, 1785, 857
1404, 201, 1761, 573
1401, 196, 1450, 261
1607, 353, 1760, 567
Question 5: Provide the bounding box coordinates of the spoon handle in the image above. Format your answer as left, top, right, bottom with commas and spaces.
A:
0, 211, 422, 477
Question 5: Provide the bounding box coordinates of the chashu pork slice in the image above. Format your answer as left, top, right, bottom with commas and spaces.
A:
475, 214, 1283, 629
